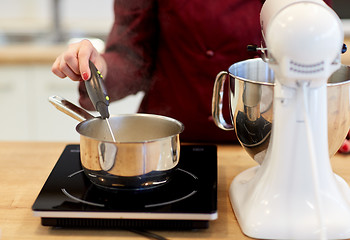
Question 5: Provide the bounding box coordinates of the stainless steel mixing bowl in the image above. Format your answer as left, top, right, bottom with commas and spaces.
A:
212, 58, 350, 163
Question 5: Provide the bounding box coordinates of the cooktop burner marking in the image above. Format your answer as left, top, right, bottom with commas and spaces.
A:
177, 168, 198, 180
144, 168, 198, 208
145, 190, 197, 208
62, 167, 199, 209
61, 188, 105, 207
67, 169, 84, 178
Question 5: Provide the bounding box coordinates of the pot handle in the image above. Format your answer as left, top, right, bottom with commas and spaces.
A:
49, 95, 95, 122
212, 71, 234, 131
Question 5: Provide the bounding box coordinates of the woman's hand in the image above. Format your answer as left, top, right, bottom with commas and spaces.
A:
338, 130, 350, 153
52, 39, 107, 81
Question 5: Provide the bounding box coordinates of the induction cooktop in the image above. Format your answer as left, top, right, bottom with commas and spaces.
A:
32, 144, 217, 230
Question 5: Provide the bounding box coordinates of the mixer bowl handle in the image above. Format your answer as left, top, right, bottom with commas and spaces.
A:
212, 71, 234, 131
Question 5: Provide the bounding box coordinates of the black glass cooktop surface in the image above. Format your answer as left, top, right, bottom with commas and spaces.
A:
32, 144, 217, 229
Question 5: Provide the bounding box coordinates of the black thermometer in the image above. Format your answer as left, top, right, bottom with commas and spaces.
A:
85, 60, 110, 119
85, 61, 116, 142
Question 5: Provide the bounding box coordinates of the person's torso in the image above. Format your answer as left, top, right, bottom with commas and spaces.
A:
140, 0, 264, 142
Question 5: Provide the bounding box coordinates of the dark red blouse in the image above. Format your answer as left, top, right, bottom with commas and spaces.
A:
79, 0, 332, 142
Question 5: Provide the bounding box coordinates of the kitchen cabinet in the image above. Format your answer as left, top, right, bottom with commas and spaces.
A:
0, 66, 32, 141
0, 64, 143, 142
0, 0, 113, 38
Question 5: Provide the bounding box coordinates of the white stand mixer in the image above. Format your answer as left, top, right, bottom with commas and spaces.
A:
230, 0, 350, 239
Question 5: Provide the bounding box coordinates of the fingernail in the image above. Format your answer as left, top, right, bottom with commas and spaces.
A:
82, 72, 89, 80
339, 142, 350, 153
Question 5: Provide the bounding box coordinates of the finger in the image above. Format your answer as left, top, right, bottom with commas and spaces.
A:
59, 60, 82, 81
51, 56, 67, 78
79, 58, 91, 81
77, 40, 97, 80
89, 48, 99, 64
63, 51, 80, 76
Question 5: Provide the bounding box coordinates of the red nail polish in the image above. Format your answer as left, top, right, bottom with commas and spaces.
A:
340, 142, 349, 153
82, 72, 89, 80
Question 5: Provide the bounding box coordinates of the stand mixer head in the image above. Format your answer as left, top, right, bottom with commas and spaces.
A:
229, 0, 350, 239
261, 0, 343, 86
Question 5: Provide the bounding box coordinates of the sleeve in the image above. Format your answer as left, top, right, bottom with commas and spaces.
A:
325, 0, 332, 6
79, 0, 158, 110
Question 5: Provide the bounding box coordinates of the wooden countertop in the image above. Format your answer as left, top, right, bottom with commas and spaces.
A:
0, 44, 66, 64
0, 142, 349, 240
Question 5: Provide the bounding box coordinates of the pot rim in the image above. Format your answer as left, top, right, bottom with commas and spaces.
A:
76, 113, 185, 143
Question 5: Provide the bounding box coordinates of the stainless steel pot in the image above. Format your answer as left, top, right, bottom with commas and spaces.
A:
49, 96, 184, 190
212, 58, 350, 164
